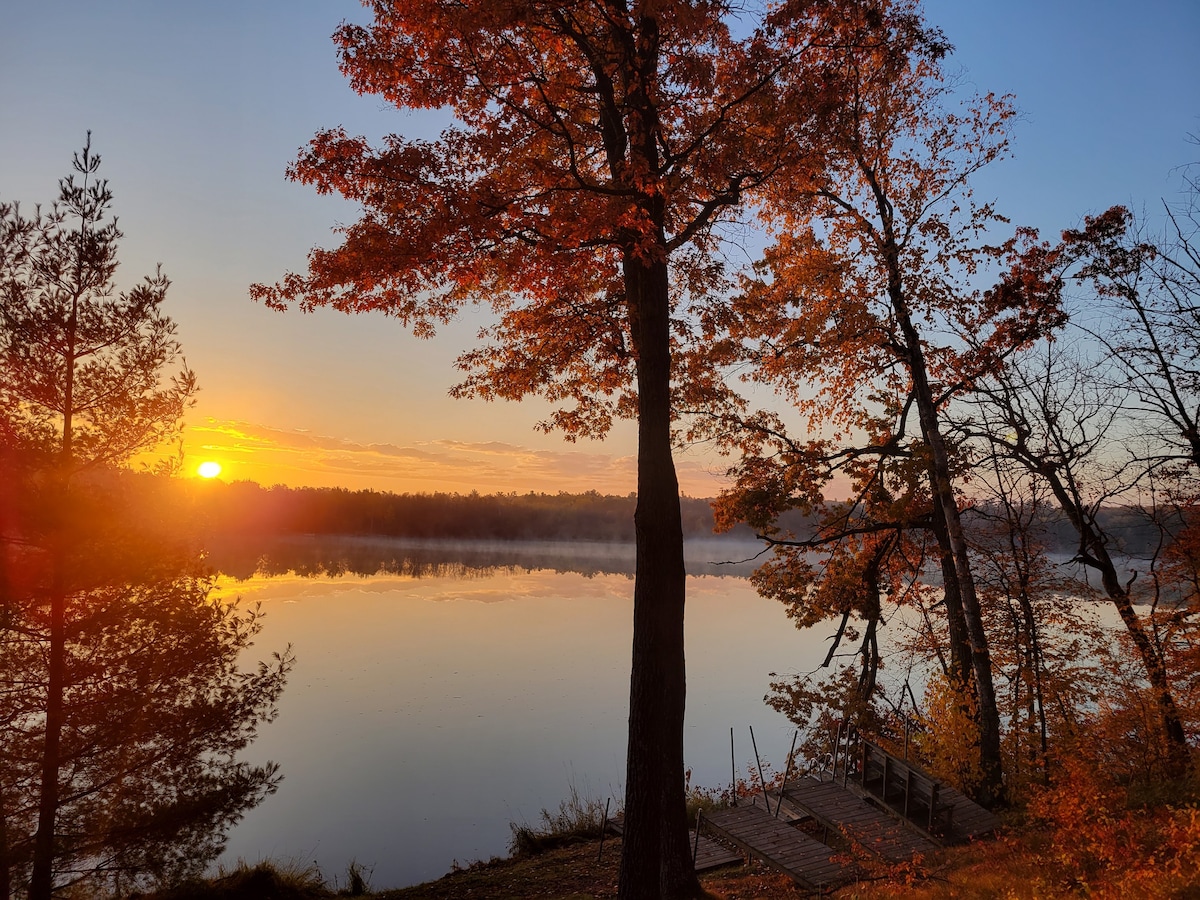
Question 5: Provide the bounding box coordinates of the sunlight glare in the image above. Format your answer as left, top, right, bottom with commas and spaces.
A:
198, 461, 222, 479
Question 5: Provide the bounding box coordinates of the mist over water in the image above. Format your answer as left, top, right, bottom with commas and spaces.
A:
204, 533, 771, 581
212, 537, 822, 889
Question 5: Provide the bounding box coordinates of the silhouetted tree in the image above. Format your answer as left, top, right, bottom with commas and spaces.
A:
967, 259, 1195, 775
0, 137, 286, 899
0, 494, 290, 894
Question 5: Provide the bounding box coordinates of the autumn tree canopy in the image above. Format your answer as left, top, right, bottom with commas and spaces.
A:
250, 1, 870, 894
706, 1, 1064, 805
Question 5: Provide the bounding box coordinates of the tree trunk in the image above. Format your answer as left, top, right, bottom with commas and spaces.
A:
1017, 591, 1050, 786
28, 579, 64, 900
618, 251, 700, 900
1, 783, 11, 900
30, 293, 76, 900
1036, 465, 1191, 774
929, 502, 973, 688
892, 301, 1005, 807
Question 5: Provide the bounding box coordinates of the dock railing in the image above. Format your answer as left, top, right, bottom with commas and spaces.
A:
825, 721, 956, 841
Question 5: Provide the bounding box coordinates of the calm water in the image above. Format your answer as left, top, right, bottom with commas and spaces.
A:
212, 538, 827, 889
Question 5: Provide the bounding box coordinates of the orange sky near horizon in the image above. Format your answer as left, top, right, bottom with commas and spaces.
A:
180, 417, 735, 497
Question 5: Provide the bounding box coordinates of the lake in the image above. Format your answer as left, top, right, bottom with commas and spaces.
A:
210, 537, 829, 889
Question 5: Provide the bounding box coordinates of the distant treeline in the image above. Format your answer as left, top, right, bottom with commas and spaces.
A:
181, 481, 761, 542
105, 473, 1176, 556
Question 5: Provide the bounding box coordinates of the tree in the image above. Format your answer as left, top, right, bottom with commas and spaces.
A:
707, 0, 1063, 805
964, 203, 1200, 775
250, 2, 852, 894
0, 136, 195, 476
1060, 203, 1200, 472
962, 446, 1109, 794
0, 137, 286, 899
0, 496, 290, 895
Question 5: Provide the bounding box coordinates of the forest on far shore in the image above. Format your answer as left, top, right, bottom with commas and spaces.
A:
104, 472, 1175, 557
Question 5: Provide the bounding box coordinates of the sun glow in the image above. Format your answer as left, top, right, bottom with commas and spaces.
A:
197, 461, 222, 479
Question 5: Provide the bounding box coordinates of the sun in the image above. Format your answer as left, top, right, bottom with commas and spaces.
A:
197, 461, 222, 479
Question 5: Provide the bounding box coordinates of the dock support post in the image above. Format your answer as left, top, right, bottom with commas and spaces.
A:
730, 727, 736, 807
831, 719, 843, 780
776, 729, 798, 817
749, 725, 771, 813
597, 797, 611, 863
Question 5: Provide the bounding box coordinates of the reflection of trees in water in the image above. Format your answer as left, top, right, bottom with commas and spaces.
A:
205, 535, 765, 582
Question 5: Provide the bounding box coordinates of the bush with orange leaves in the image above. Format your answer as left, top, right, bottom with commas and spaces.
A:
1025, 752, 1200, 897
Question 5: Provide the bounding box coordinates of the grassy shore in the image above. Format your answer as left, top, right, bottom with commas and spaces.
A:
136, 764, 1200, 899
140, 804, 1200, 900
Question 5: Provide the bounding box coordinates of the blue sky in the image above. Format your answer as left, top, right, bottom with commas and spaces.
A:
2, 0, 1197, 492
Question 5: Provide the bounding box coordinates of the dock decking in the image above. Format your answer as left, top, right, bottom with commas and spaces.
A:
778, 776, 941, 862
601, 733, 997, 890
835, 740, 1001, 844
702, 804, 859, 892
606, 815, 742, 873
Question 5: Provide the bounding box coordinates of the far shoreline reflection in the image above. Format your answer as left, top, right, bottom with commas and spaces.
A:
203, 534, 770, 582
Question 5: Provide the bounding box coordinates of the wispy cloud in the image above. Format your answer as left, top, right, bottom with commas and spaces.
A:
186, 418, 727, 496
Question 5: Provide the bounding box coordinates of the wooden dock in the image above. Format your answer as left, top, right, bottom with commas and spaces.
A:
702, 804, 859, 892
692, 834, 743, 873
777, 776, 941, 862
598, 731, 997, 889
837, 740, 1000, 844
606, 815, 741, 873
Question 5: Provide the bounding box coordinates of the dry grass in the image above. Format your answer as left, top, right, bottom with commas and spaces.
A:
140, 795, 1200, 900
508, 784, 614, 857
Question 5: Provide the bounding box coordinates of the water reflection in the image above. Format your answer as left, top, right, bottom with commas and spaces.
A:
210, 542, 818, 890
204, 534, 768, 581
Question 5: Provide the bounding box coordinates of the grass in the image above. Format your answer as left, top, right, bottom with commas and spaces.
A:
134, 767, 1200, 900
506, 779, 734, 859
138, 860, 331, 900
136, 859, 373, 900
508, 783, 615, 857
134, 813, 1200, 900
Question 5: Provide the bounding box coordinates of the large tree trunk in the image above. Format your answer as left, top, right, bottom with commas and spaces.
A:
618, 251, 700, 900
614, 10, 699, 895
892, 300, 1005, 807
930, 502, 973, 687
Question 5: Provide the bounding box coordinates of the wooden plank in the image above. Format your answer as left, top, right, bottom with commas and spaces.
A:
607, 814, 742, 873
843, 740, 1001, 844
780, 777, 940, 863
703, 805, 858, 892
693, 834, 743, 872
745, 791, 808, 824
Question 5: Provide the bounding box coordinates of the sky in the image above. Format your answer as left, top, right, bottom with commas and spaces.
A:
2, 1, 1197, 496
